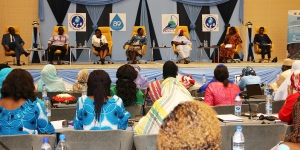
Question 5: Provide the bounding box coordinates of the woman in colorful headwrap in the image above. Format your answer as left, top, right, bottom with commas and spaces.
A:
37, 64, 66, 92
72, 69, 89, 92
278, 70, 300, 124
131, 64, 149, 90
172, 29, 192, 64
0, 64, 12, 98
135, 61, 193, 135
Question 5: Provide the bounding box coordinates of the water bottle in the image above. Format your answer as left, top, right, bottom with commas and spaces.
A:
44, 97, 51, 121
41, 137, 52, 150
276, 74, 280, 81
82, 83, 87, 99
42, 84, 47, 102
55, 134, 69, 150
74, 40, 77, 48
84, 40, 87, 47
249, 56, 252, 62
266, 92, 272, 116
203, 40, 206, 47
234, 94, 242, 116
38, 42, 41, 49
233, 126, 245, 150
202, 74, 207, 84
152, 40, 155, 47
264, 81, 269, 95
41, 44, 44, 50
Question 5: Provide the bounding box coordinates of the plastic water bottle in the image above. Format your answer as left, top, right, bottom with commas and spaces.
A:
44, 97, 51, 121
234, 94, 242, 116
249, 56, 252, 62
42, 84, 47, 102
84, 40, 87, 47
233, 126, 245, 150
266, 92, 272, 116
276, 74, 280, 81
55, 134, 69, 150
74, 40, 77, 48
264, 81, 269, 95
82, 83, 87, 99
203, 40, 206, 47
152, 40, 155, 47
202, 74, 207, 84
41, 137, 52, 150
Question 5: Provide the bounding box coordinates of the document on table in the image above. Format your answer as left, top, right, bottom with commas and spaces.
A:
217, 114, 243, 123
225, 44, 232, 48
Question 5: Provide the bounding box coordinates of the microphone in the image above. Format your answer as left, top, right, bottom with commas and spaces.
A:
240, 93, 252, 120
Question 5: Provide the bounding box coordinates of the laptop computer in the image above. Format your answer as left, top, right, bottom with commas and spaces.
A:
246, 84, 266, 99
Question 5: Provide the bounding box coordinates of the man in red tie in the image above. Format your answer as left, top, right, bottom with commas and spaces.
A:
48, 27, 69, 65
1, 27, 29, 66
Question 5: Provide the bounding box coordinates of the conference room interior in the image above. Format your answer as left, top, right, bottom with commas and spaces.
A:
1, 0, 300, 149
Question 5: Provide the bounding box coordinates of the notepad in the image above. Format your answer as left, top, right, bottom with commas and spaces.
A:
225, 44, 232, 48
217, 114, 243, 123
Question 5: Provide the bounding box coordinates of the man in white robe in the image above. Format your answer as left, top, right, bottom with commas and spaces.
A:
270, 58, 294, 92
172, 29, 192, 64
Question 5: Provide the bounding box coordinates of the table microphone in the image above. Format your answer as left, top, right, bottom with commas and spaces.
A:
239, 93, 252, 119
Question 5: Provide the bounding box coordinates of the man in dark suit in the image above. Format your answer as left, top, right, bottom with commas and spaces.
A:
254, 27, 272, 63
2, 27, 29, 66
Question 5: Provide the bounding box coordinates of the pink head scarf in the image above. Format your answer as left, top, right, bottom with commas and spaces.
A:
291, 70, 300, 91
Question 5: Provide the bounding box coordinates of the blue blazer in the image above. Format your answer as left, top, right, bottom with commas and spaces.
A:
1, 34, 25, 47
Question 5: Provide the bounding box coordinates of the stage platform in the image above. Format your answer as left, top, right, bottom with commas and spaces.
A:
11, 61, 282, 70
10, 61, 282, 90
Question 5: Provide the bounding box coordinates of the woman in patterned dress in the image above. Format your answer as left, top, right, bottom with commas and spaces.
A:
219, 27, 242, 63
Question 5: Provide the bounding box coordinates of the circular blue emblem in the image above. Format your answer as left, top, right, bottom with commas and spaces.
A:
71, 15, 84, 29
204, 17, 217, 29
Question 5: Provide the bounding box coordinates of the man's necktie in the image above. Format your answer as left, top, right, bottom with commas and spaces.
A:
12, 35, 15, 42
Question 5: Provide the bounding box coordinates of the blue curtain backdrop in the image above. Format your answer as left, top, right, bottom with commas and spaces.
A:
172, 0, 229, 6
38, 0, 45, 21
86, 5, 105, 48
140, 0, 151, 61
239, 0, 244, 24
67, 0, 123, 5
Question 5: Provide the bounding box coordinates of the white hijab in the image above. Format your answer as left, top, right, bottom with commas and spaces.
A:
274, 60, 300, 100
172, 29, 192, 44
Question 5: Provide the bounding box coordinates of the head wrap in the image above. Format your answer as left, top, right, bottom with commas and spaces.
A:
73, 69, 89, 92
177, 29, 183, 36
0, 68, 13, 98
131, 64, 149, 90
242, 66, 255, 76
37, 64, 66, 92
283, 58, 294, 66
291, 70, 300, 91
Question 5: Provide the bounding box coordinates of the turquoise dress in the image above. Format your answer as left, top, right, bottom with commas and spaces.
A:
0, 99, 54, 135
74, 95, 131, 130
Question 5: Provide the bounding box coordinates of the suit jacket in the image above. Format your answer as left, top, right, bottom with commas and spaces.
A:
253, 34, 272, 45
1, 34, 25, 47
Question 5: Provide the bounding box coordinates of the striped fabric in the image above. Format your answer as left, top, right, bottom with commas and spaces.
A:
148, 80, 162, 102
135, 77, 193, 135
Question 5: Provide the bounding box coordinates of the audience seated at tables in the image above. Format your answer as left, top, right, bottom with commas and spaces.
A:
0, 69, 54, 135
204, 65, 240, 106
158, 101, 220, 149
135, 61, 193, 135
131, 64, 149, 90
270, 59, 294, 92
274, 60, 300, 101
237, 66, 261, 91
110, 64, 144, 106
278, 70, 300, 124
72, 69, 89, 92
37, 64, 66, 92
0, 64, 12, 98
198, 64, 234, 93
272, 98, 300, 150
74, 70, 130, 130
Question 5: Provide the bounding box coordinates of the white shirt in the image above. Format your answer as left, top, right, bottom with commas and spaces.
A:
48, 34, 69, 46
10, 34, 15, 42
92, 35, 108, 47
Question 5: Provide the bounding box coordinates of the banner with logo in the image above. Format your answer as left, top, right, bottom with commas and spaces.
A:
68, 13, 86, 32
202, 14, 219, 32
110, 13, 126, 31
287, 10, 300, 59
161, 14, 179, 34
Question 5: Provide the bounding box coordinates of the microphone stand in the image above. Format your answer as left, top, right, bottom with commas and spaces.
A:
240, 93, 252, 120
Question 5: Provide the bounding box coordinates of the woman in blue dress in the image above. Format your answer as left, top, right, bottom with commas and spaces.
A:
0, 69, 54, 135
74, 70, 131, 130
123, 28, 147, 64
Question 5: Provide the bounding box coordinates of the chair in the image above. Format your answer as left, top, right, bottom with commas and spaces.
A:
51, 107, 76, 121
133, 134, 157, 150
0, 134, 56, 150
212, 104, 258, 115
51, 26, 69, 64
258, 100, 285, 114
220, 26, 241, 63
125, 26, 147, 64
125, 104, 143, 119
172, 26, 192, 63
93, 27, 114, 64
62, 130, 133, 150
3, 26, 25, 65
220, 124, 287, 150
254, 27, 274, 62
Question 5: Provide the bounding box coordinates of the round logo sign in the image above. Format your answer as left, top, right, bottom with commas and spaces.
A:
203, 15, 218, 31
69, 14, 86, 31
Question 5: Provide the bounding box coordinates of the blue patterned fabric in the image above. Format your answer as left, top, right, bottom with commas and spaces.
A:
74, 95, 130, 130
0, 68, 13, 98
0, 99, 54, 135
238, 75, 262, 91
